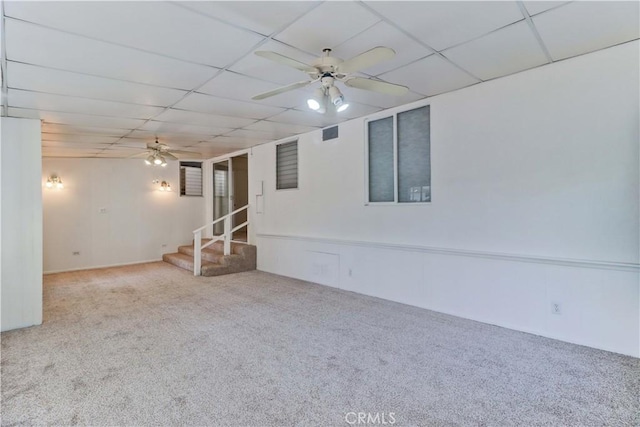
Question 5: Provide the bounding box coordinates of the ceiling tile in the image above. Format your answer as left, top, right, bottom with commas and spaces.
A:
197, 71, 308, 108
443, 21, 549, 81
261, 109, 336, 128
139, 121, 234, 137
379, 55, 479, 96
334, 22, 433, 76
208, 136, 270, 147
274, 2, 380, 54
341, 85, 424, 109
224, 128, 281, 141
245, 120, 319, 136
173, 93, 285, 120
126, 130, 213, 144
229, 40, 317, 85
178, 1, 318, 36
153, 109, 257, 129
42, 148, 102, 157
191, 139, 256, 153
7, 62, 187, 106
522, 1, 570, 16
41, 133, 121, 144
4, 19, 216, 90
8, 89, 164, 120
42, 141, 114, 149
339, 102, 384, 120
41, 123, 129, 136
4, 2, 264, 67
533, 1, 640, 61
365, 1, 524, 51
9, 107, 145, 130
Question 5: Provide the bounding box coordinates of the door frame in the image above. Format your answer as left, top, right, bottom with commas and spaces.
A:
203, 148, 250, 241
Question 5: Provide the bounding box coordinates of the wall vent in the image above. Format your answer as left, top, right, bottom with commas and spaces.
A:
322, 126, 339, 141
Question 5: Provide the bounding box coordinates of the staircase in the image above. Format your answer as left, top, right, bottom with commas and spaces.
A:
163, 238, 256, 276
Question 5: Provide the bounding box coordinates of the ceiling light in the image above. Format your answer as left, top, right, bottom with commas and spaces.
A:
336, 103, 350, 113
153, 155, 163, 165
307, 99, 320, 110
307, 88, 325, 112
328, 86, 345, 107
145, 155, 154, 165
161, 159, 168, 167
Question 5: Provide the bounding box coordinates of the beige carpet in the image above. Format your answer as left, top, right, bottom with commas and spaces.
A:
1, 262, 638, 426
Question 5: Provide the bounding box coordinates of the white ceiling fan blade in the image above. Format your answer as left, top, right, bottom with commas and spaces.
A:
255, 51, 318, 74
344, 77, 409, 96
168, 150, 202, 159
252, 80, 314, 100
163, 152, 179, 161
336, 46, 396, 74
128, 151, 151, 159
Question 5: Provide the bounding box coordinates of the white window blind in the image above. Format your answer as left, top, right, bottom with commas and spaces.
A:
367, 105, 430, 204
276, 141, 298, 190
180, 162, 203, 196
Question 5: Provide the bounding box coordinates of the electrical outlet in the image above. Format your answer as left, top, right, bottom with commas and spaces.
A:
551, 302, 562, 315
72, 251, 80, 256
348, 268, 353, 277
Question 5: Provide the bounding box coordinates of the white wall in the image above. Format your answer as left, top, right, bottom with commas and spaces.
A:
1, 117, 43, 331
42, 158, 205, 273
249, 42, 640, 357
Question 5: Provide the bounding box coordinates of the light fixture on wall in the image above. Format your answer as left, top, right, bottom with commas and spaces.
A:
45, 174, 64, 189
152, 179, 171, 191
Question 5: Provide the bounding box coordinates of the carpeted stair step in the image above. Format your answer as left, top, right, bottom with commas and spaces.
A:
163, 240, 257, 276
193, 238, 248, 255
177, 245, 224, 263
162, 252, 215, 272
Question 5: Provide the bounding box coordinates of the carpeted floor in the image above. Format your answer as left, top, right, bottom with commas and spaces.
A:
1, 262, 638, 426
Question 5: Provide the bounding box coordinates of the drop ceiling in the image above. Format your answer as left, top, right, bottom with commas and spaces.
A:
1, 1, 638, 159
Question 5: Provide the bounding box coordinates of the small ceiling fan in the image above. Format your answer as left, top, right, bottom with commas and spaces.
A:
251, 46, 409, 114
131, 138, 201, 167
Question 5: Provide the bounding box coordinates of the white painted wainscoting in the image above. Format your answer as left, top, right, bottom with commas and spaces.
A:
257, 234, 639, 357
249, 42, 640, 357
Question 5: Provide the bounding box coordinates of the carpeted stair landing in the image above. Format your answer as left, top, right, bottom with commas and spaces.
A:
162, 239, 256, 276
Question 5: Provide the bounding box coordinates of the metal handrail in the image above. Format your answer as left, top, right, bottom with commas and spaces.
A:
192, 204, 249, 276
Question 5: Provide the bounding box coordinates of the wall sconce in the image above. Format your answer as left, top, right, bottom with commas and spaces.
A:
152, 179, 171, 191
45, 175, 64, 189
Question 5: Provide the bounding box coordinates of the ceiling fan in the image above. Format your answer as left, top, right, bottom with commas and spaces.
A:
251, 46, 409, 114
131, 138, 201, 167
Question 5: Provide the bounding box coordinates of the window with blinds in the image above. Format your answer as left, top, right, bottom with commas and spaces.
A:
366, 105, 430, 204
276, 140, 298, 190
180, 161, 203, 196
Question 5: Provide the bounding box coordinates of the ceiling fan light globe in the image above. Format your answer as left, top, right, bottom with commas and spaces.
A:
337, 103, 350, 113
307, 99, 320, 110
153, 157, 162, 165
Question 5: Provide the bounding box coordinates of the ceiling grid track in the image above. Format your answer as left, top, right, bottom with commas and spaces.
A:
516, 1, 554, 63
357, 1, 484, 84
1, 1, 9, 117
96, 1, 328, 156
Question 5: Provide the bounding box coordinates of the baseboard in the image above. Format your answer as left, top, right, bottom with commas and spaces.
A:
44, 259, 162, 275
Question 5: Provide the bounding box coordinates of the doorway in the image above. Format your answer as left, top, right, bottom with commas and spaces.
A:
212, 153, 248, 242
